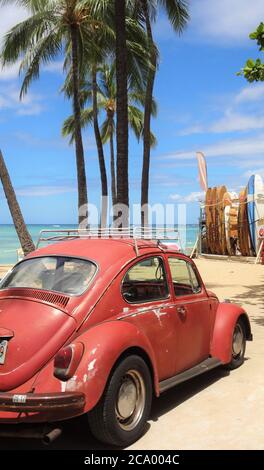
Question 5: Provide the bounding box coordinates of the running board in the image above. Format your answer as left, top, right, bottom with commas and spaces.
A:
159, 358, 222, 393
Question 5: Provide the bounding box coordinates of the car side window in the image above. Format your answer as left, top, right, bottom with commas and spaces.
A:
122, 256, 169, 303
168, 258, 201, 297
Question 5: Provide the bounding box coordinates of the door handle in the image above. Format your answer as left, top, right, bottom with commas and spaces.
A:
177, 306, 186, 315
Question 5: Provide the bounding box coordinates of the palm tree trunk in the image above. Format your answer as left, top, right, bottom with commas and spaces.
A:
92, 65, 108, 228
109, 128, 117, 208
0, 150, 35, 255
70, 24, 88, 225
141, 5, 157, 227
115, 0, 129, 227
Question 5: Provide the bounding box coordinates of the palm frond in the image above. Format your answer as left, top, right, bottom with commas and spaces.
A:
150, 130, 158, 148
100, 118, 115, 145
19, 28, 62, 97
0, 0, 50, 11
126, 17, 154, 90
62, 107, 93, 144
1, 10, 57, 65
128, 91, 158, 117
128, 105, 144, 141
159, 0, 190, 33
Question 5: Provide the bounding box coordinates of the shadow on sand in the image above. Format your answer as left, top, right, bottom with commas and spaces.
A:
205, 281, 264, 325
0, 367, 230, 451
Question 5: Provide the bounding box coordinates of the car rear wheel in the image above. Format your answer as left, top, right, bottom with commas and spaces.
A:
88, 355, 152, 447
226, 319, 246, 370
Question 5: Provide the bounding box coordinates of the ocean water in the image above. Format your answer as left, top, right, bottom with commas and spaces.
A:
0, 224, 199, 265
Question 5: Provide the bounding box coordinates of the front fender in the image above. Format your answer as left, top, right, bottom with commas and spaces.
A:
210, 302, 252, 364
63, 320, 159, 412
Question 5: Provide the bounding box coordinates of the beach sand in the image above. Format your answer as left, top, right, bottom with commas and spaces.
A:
0, 265, 11, 279
0, 257, 263, 450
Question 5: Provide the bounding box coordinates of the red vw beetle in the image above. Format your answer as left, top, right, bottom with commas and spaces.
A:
0, 230, 252, 447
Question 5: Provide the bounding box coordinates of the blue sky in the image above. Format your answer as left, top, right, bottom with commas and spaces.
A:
1, 0, 264, 224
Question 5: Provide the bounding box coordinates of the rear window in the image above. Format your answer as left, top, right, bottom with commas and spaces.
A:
0, 256, 97, 296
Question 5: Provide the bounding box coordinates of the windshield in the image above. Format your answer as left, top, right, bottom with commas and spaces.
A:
0, 256, 97, 296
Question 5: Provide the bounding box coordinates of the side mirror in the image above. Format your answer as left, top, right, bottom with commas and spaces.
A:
193, 287, 201, 294
123, 291, 134, 301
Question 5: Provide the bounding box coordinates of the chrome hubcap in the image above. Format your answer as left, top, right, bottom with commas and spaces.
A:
232, 324, 244, 356
116, 370, 145, 431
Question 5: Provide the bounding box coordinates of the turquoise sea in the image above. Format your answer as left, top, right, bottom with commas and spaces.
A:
0, 224, 199, 265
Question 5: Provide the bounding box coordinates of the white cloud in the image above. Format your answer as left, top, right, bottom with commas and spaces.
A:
243, 169, 264, 179
0, 7, 62, 81
170, 192, 205, 203
179, 124, 204, 136
42, 61, 64, 74
209, 111, 264, 133
0, 86, 45, 115
0, 60, 64, 82
191, 0, 264, 44
182, 110, 264, 135
169, 194, 182, 201
0, 62, 21, 80
16, 185, 76, 197
179, 84, 264, 136
160, 133, 264, 161
235, 84, 264, 104
0, 5, 28, 81
0, 5, 28, 45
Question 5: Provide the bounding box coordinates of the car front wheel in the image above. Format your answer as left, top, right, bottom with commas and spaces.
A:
88, 355, 152, 447
226, 319, 246, 370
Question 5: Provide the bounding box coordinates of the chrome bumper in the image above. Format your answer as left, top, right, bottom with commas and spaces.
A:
0, 391, 85, 412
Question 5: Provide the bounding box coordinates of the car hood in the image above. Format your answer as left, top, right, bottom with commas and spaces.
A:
0, 298, 76, 391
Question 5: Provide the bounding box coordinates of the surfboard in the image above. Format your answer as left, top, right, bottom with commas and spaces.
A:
224, 192, 238, 256
224, 205, 231, 255
218, 185, 227, 254
238, 188, 251, 256
247, 175, 256, 254
215, 186, 222, 255
254, 174, 264, 253
205, 188, 212, 253
229, 205, 238, 255
210, 187, 217, 254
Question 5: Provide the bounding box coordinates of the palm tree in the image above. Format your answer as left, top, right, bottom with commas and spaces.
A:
62, 63, 157, 211
63, 60, 109, 227
138, 0, 190, 226
99, 64, 157, 210
0, 150, 35, 255
92, 64, 108, 227
0, 0, 112, 225
115, 0, 129, 226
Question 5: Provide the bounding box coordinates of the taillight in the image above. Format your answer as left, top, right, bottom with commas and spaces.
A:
54, 343, 84, 381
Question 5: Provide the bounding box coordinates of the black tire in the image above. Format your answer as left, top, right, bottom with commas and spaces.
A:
88, 355, 152, 447
226, 319, 246, 370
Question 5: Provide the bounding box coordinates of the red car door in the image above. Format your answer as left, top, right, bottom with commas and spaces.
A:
165, 255, 212, 375
117, 255, 179, 381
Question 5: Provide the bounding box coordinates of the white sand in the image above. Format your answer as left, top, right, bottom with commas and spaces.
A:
0, 265, 12, 278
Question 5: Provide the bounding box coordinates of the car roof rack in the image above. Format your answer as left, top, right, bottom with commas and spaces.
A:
36, 227, 182, 256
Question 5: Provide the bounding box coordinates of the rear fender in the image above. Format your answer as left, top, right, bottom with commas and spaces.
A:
210, 302, 252, 364
56, 321, 159, 412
